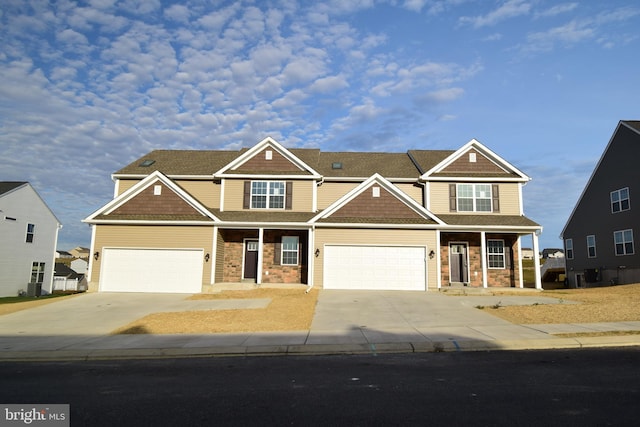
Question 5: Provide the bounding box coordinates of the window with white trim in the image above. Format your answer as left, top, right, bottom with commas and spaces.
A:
587, 235, 596, 258
565, 239, 574, 259
611, 188, 630, 213
614, 229, 634, 256
487, 239, 505, 268
26, 223, 35, 243
281, 236, 299, 265
30, 262, 45, 283
457, 184, 492, 212
251, 181, 285, 209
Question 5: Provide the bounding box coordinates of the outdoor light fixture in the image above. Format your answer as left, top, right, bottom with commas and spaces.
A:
429, 250, 435, 259
94, 251, 100, 260
205, 253, 210, 262
315, 248, 320, 257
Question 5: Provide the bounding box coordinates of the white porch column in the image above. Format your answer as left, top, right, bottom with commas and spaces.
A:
307, 227, 315, 288
481, 231, 488, 288
257, 228, 264, 285
517, 235, 524, 288
436, 230, 442, 289
532, 231, 542, 290
211, 226, 218, 284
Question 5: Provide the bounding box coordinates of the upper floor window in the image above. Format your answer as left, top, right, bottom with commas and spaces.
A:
611, 188, 630, 213
458, 184, 491, 212
251, 181, 285, 209
614, 229, 634, 256
565, 239, 574, 259
26, 223, 35, 243
587, 235, 596, 258
487, 239, 505, 268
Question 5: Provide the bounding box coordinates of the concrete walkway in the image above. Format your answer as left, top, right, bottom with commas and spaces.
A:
0, 291, 638, 361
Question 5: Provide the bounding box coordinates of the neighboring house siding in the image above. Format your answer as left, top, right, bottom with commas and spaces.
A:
563, 122, 640, 287
0, 184, 59, 297
90, 225, 213, 289
313, 228, 438, 289
317, 182, 359, 209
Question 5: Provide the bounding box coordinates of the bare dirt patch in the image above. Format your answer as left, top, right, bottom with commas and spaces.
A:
477, 283, 640, 324
113, 288, 319, 334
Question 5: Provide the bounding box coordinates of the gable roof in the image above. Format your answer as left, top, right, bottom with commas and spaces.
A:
418, 139, 530, 182
311, 174, 443, 226
84, 171, 219, 224
561, 120, 640, 238
0, 181, 28, 196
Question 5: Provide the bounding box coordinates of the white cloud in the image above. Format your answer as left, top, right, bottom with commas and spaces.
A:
534, 3, 578, 19
459, 0, 531, 28
164, 4, 190, 24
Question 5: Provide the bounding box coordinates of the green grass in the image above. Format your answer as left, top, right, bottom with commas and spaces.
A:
0, 293, 70, 305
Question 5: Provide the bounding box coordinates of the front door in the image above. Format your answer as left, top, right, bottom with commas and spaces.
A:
449, 243, 469, 284
243, 240, 259, 281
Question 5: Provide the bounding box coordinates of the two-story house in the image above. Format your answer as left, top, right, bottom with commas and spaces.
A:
0, 182, 61, 297
561, 120, 640, 287
84, 137, 542, 293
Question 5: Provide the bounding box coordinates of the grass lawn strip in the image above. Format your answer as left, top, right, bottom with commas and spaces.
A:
0, 293, 79, 316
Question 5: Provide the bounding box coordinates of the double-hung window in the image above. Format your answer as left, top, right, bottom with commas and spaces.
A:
457, 184, 492, 212
587, 235, 597, 258
281, 236, 299, 265
611, 188, 630, 213
251, 181, 285, 209
487, 240, 505, 269
26, 223, 35, 243
30, 262, 45, 283
614, 229, 634, 256
565, 239, 574, 259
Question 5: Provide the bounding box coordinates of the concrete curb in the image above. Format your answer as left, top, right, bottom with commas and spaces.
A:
1, 337, 639, 362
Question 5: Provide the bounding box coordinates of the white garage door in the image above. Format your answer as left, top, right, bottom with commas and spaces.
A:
324, 245, 426, 291
101, 248, 203, 293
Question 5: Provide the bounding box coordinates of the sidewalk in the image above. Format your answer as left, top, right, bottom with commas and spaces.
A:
0, 291, 639, 361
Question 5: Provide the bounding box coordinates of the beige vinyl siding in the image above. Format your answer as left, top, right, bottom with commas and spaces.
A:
116, 179, 141, 196
90, 225, 214, 287
428, 182, 522, 215
313, 228, 438, 290
214, 228, 225, 283
395, 183, 423, 205
317, 182, 359, 209
174, 180, 220, 209
223, 179, 314, 212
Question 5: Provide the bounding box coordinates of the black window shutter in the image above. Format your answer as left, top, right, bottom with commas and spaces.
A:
505, 244, 512, 270
243, 181, 251, 209
449, 184, 457, 212
274, 242, 281, 264
285, 181, 293, 210
492, 184, 500, 212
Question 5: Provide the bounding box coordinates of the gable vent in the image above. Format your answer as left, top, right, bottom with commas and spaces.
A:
332, 162, 343, 170
139, 159, 155, 167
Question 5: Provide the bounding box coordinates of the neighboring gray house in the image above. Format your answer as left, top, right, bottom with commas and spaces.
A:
561, 120, 640, 287
0, 182, 62, 296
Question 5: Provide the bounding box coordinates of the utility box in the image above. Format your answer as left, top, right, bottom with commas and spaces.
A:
27, 282, 42, 297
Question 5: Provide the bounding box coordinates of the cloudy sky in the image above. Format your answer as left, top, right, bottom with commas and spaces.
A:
2, 0, 639, 252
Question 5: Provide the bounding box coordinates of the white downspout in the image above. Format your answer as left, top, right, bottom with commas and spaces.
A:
517, 236, 524, 288
306, 226, 315, 293
532, 231, 542, 290
481, 231, 488, 288
257, 227, 264, 285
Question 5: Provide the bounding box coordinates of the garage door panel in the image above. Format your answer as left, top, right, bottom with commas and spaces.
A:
101, 248, 203, 293
324, 245, 426, 291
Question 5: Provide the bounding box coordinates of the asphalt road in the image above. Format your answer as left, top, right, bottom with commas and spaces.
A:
1, 348, 639, 426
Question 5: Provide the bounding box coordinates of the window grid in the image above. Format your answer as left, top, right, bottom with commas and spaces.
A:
614, 229, 634, 256
30, 262, 45, 283
587, 235, 596, 258
281, 236, 299, 265
457, 184, 492, 212
26, 223, 35, 243
251, 181, 285, 209
487, 239, 505, 269
611, 188, 630, 213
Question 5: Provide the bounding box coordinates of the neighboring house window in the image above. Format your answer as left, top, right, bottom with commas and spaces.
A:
281, 236, 299, 265
611, 188, 630, 213
26, 223, 35, 243
251, 181, 285, 209
587, 235, 597, 258
31, 262, 45, 283
614, 229, 634, 256
565, 239, 574, 259
487, 240, 505, 269
451, 184, 499, 212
